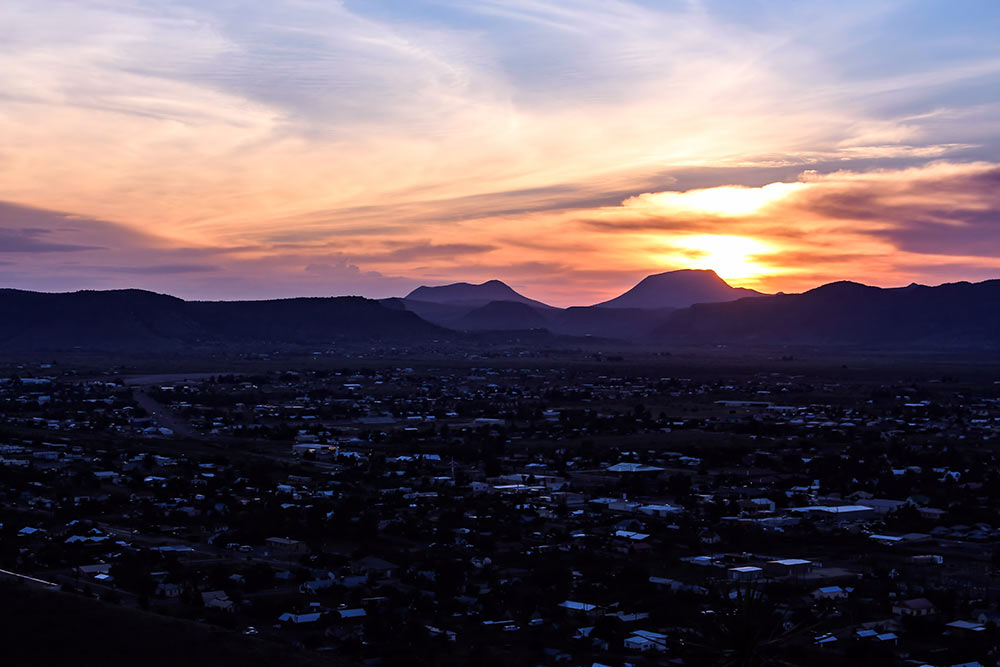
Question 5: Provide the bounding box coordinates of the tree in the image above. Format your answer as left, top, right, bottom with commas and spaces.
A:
691, 584, 820, 667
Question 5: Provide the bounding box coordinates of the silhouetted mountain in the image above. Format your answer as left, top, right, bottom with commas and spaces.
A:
0, 289, 446, 352
406, 280, 554, 309
9, 277, 998, 353
397, 276, 691, 339
655, 279, 1000, 347
595, 269, 764, 309
455, 300, 551, 331
380, 297, 474, 328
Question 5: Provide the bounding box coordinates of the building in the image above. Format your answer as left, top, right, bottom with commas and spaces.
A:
892, 598, 936, 617
765, 559, 812, 578
728, 566, 763, 581
202, 590, 234, 612
624, 630, 668, 652
266, 536, 308, 553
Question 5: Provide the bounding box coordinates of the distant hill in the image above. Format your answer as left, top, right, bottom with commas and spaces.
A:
594, 269, 764, 309
394, 296, 674, 339
406, 280, 554, 309
380, 297, 475, 328
655, 279, 1000, 347
0, 288, 446, 353
455, 300, 551, 331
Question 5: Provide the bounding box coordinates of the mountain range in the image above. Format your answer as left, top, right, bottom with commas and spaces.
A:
0, 289, 445, 352
657, 279, 1000, 347
392, 270, 755, 338
1, 271, 998, 352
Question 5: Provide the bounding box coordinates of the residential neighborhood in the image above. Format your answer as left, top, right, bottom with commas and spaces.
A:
2, 351, 1000, 666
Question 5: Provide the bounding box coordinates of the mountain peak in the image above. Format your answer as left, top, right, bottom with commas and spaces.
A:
655, 268, 721, 277
593, 269, 765, 309
405, 280, 553, 309
638, 268, 727, 285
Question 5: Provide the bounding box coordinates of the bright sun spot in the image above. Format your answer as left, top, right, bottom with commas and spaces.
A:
634, 181, 804, 216
676, 234, 772, 281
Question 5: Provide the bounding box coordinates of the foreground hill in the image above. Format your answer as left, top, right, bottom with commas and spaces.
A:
656, 279, 1000, 347
0, 288, 446, 352
594, 269, 764, 309
0, 584, 343, 667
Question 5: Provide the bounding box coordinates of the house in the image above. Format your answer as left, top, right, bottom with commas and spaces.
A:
356, 556, 399, 578
699, 529, 721, 544
300, 574, 337, 594
892, 598, 936, 617
862, 498, 910, 515
789, 505, 875, 521
342, 574, 368, 588
279, 611, 323, 624
608, 611, 650, 623
265, 536, 307, 553
606, 462, 664, 474
728, 566, 763, 581
156, 582, 181, 598
624, 630, 668, 652
75, 563, 112, 577
638, 504, 682, 517
945, 620, 985, 635
648, 576, 708, 595
740, 497, 776, 513
813, 586, 849, 600
559, 600, 602, 615
201, 590, 234, 612
614, 529, 650, 541
765, 559, 812, 578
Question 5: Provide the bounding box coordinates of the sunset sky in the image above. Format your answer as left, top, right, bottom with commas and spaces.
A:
2, 1, 1000, 306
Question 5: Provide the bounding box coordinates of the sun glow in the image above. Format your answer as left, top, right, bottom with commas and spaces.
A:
632, 182, 805, 216
676, 234, 772, 281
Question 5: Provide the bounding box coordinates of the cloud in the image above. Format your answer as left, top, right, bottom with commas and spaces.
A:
350, 242, 497, 263
0, 201, 165, 248
95, 264, 219, 274
0, 228, 101, 252
785, 163, 1000, 257
4, 0, 998, 250
2, 3, 1000, 304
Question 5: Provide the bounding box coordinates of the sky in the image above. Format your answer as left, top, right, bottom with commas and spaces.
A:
2, 0, 1000, 306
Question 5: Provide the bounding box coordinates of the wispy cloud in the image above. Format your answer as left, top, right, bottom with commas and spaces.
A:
0, 228, 101, 253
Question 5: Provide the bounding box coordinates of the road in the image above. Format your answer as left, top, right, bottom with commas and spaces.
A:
0, 567, 58, 589
132, 389, 198, 438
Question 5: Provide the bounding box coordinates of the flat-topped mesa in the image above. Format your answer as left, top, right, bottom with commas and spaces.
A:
406, 280, 554, 309
593, 269, 764, 309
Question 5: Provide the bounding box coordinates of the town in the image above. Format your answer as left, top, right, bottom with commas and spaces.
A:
2, 348, 1000, 666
